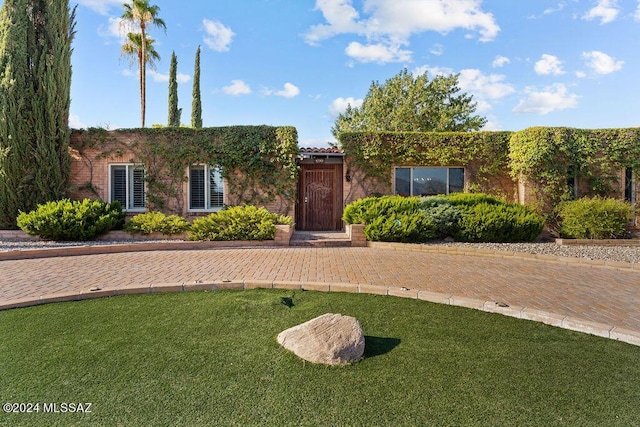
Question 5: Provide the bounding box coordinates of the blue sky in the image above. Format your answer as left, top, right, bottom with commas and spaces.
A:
57, 1, 640, 145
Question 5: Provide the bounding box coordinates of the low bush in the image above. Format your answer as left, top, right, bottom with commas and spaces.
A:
422, 203, 462, 239
454, 202, 544, 243
446, 193, 504, 206
364, 211, 436, 243
558, 197, 633, 239
343, 193, 544, 243
124, 212, 191, 235
343, 195, 423, 225
188, 205, 293, 241
16, 199, 125, 241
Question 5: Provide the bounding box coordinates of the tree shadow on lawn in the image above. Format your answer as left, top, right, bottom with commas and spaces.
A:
364, 336, 401, 358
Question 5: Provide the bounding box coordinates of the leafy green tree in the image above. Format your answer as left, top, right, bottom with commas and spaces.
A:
121, 0, 166, 128
332, 69, 486, 138
191, 45, 202, 128
0, 0, 76, 228
167, 50, 180, 127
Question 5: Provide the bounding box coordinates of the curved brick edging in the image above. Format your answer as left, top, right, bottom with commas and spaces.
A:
0, 279, 638, 347
0, 240, 282, 261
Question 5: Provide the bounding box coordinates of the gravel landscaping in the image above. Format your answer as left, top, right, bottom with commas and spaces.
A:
2, 239, 640, 264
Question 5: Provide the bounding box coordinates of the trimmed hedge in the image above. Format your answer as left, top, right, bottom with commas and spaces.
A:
558, 197, 633, 239
453, 202, 544, 243
124, 212, 191, 235
16, 199, 124, 241
188, 205, 293, 241
343, 194, 544, 243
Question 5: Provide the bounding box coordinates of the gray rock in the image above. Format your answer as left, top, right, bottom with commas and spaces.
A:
277, 313, 365, 365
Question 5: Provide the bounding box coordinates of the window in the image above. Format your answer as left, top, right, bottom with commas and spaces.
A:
189, 165, 224, 211
394, 167, 464, 196
110, 164, 145, 211
625, 167, 635, 203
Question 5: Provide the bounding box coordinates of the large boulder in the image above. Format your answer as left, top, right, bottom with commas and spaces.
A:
277, 313, 365, 365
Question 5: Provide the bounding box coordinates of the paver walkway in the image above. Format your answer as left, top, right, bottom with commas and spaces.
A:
1, 246, 639, 344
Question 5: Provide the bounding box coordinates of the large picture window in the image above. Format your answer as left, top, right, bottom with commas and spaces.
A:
394, 167, 464, 196
110, 164, 145, 211
189, 165, 224, 211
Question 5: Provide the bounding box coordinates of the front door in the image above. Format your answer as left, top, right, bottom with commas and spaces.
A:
297, 164, 343, 230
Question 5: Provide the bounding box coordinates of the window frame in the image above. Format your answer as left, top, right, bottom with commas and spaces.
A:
393, 166, 465, 197
109, 163, 146, 212
188, 164, 225, 212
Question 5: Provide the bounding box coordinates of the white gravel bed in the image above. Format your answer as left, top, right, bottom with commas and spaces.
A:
424, 241, 640, 264
0, 240, 180, 251
2, 240, 640, 264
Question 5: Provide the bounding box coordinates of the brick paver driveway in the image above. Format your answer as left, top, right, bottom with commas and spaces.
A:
1, 246, 639, 341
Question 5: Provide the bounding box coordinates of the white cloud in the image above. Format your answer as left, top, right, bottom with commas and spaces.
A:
513, 84, 579, 115
635, 1, 640, 21
69, 114, 87, 129
457, 69, 515, 112
430, 44, 444, 56
328, 97, 364, 116
304, 0, 500, 63
492, 55, 510, 68
76, 0, 123, 15
413, 65, 454, 78
345, 42, 411, 63
98, 17, 128, 40
583, 0, 619, 24
122, 69, 136, 78
544, 2, 566, 15
223, 80, 252, 96
582, 50, 623, 74
535, 54, 565, 75
149, 70, 191, 84
202, 19, 235, 52
263, 83, 300, 98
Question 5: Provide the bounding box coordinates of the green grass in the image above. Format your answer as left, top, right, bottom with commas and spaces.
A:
1, 289, 639, 426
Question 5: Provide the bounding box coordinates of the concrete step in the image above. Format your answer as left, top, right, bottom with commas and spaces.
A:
290, 231, 352, 247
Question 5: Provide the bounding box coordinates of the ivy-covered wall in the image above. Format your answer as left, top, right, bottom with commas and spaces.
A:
69, 126, 299, 216
508, 127, 640, 214
340, 131, 515, 204
339, 127, 640, 216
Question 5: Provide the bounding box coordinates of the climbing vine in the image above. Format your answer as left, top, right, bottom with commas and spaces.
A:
509, 127, 640, 214
339, 127, 640, 216
340, 131, 512, 199
70, 126, 299, 214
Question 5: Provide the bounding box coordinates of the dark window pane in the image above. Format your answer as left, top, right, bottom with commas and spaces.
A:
190, 167, 205, 210
413, 167, 447, 196
395, 168, 411, 196
448, 168, 464, 193
111, 166, 127, 206
625, 168, 633, 202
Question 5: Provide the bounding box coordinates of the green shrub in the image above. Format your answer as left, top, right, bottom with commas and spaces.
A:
558, 197, 633, 239
343, 195, 424, 225
124, 212, 191, 235
446, 193, 504, 207
16, 199, 125, 241
422, 203, 462, 239
364, 211, 436, 243
188, 205, 293, 241
454, 202, 544, 243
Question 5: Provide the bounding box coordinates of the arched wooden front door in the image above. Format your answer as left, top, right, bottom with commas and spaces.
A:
296, 163, 343, 231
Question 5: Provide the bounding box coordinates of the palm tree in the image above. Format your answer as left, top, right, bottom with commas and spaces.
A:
121, 0, 166, 127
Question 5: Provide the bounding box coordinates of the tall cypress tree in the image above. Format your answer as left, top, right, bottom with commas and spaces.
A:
167, 50, 179, 126
0, 0, 76, 228
191, 45, 202, 128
